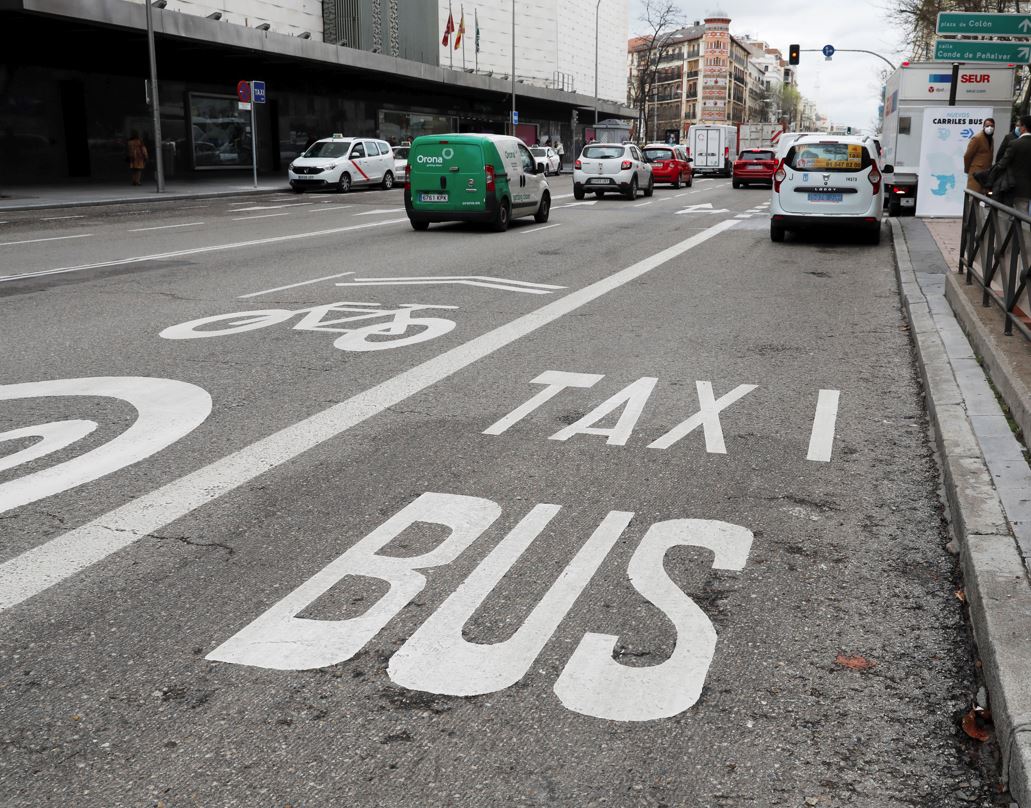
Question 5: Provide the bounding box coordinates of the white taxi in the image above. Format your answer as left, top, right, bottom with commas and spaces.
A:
770, 135, 891, 245
289, 135, 396, 193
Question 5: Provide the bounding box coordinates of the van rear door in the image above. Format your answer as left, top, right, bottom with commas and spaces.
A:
409, 141, 486, 210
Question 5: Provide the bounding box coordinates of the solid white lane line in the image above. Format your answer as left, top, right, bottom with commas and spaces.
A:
41, 215, 85, 221
551, 193, 575, 200
354, 208, 405, 216
806, 389, 841, 462
634, 201, 654, 207
552, 201, 597, 209
179, 204, 211, 210
128, 222, 205, 232
0, 233, 94, 248
0, 218, 409, 283
232, 212, 291, 221
521, 223, 562, 234
231, 203, 313, 212
239, 271, 355, 298
308, 205, 353, 213
0, 217, 740, 611
734, 214, 752, 219
0, 221, 9, 225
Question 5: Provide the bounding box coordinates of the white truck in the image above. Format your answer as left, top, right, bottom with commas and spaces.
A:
738, 123, 782, 152
880, 61, 1015, 216
687, 124, 738, 176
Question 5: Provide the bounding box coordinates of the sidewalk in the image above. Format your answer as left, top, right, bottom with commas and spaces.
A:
892, 217, 1031, 807
0, 176, 290, 212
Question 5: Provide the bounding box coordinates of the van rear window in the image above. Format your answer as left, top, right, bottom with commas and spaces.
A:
787, 143, 870, 171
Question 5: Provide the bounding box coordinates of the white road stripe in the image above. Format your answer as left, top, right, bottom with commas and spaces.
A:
806, 389, 841, 462
734, 214, 752, 219
307, 205, 353, 213
0, 233, 94, 248
232, 212, 291, 221
128, 222, 204, 232
239, 272, 355, 298
41, 215, 85, 221
634, 201, 654, 207
179, 205, 211, 210
354, 208, 405, 216
0, 217, 740, 611
551, 193, 575, 200
521, 223, 562, 234
0, 218, 408, 283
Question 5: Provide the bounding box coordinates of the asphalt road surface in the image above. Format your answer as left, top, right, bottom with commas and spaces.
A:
0, 177, 1004, 806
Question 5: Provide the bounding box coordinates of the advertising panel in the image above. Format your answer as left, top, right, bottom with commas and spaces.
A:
916, 106, 992, 217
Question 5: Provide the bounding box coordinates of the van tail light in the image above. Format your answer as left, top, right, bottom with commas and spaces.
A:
868, 167, 882, 195
485, 163, 496, 193
621, 160, 633, 170
773, 160, 787, 192
575, 158, 582, 170
724, 147, 730, 158
404, 163, 411, 190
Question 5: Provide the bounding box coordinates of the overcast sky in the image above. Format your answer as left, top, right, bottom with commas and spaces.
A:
628, 1, 908, 131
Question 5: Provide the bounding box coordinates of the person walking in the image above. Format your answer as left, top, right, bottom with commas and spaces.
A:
127, 130, 148, 187
555, 139, 565, 172
963, 117, 995, 194
992, 115, 1031, 214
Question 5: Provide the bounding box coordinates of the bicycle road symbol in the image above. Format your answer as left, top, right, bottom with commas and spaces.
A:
159, 301, 459, 351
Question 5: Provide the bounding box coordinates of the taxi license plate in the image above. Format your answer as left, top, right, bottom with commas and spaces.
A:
808, 192, 843, 202
420, 193, 448, 203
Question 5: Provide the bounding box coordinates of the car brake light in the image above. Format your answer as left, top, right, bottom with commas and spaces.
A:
773, 160, 787, 192
868, 167, 882, 195
575, 159, 582, 170
404, 163, 410, 190
485, 163, 496, 192
621, 160, 633, 170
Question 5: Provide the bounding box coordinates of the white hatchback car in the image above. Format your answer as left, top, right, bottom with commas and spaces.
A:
770, 135, 890, 244
530, 146, 561, 175
573, 143, 653, 200
289, 135, 397, 193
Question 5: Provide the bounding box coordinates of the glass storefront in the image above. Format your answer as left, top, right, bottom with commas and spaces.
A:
188, 93, 253, 170
378, 110, 457, 145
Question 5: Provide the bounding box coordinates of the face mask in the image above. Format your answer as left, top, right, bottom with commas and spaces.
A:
985, 126, 995, 135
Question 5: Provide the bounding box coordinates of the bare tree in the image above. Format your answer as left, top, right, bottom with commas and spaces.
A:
628, 1, 684, 142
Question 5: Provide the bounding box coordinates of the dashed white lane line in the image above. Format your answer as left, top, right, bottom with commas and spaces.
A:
552, 201, 597, 209
232, 212, 291, 221
634, 200, 654, 207
308, 205, 354, 213
232, 203, 313, 212
551, 193, 575, 200
520, 223, 562, 234
0, 217, 739, 612
354, 208, 405, 216
128, 222, 205, 232
0, 233, 94, 248
0, 222, 8, 226
734, 214, 752, 219
179, 204, 211, 210
239, 271, 355, 299
0, 218, 408, 283
41, 215, 85, 221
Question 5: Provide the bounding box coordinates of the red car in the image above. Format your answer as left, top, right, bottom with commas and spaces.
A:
642, 143, 693, 188
732, 148, 778, 188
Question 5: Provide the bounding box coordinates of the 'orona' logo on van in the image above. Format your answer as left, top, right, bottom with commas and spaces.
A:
417, 148, 454, 165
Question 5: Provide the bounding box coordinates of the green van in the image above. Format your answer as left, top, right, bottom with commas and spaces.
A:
404, 134, 551, 232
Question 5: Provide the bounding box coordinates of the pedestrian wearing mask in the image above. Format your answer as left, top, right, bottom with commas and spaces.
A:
964, 117, 995, 194
992, 115, 1031, 214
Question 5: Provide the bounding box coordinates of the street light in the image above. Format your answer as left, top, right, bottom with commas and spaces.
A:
145, 0, 165, 192
511, 0, 517, 136
594, 0, 602, 129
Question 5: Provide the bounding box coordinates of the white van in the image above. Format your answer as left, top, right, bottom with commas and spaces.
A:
687, 125, 737, 176
289, 135, 396, 193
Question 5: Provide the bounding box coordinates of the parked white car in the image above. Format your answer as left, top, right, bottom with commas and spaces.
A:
770, 135, 890, 245
288, 135, 397, 193
573, 143, 653, 200
392, 145, 409, 189
529, 146, 561, 175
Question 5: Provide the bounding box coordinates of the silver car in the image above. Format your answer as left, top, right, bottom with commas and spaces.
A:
573, 143, 653, 200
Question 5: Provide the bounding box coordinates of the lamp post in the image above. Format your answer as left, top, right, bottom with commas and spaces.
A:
594, 0, 602, 130
511, 0, 516, 136
145, 0, 165, 192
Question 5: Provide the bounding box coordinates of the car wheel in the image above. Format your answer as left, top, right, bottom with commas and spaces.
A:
686, 175, 693, 187
573, 185, 585, 200
732, 180, 741, 189
381, 171, 394, 190
534, 192, 551, 223
672, 177, 681, 189
643, 176, 654, 197
867, 225, 881, 245
338, 173, 351, 193
624, 176, 638, 200
888, 199, 901, 217
491, 198, 511, 232
411, 219, 429, 231
770, 222, 786, 242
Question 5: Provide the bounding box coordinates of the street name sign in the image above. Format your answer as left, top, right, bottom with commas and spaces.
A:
934, 40, 1031, 63
937, 12, 1031, 37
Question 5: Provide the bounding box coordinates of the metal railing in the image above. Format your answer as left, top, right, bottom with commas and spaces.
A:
959, 189, 1031, 341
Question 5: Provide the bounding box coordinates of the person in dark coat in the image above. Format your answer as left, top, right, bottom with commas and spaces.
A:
992, 115, 1031, 213
995, 118, 1020, 167
964, 117, 995, 193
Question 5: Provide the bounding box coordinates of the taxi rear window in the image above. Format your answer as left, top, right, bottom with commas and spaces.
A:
786, 143, 870, 172
642, 147, 674, 162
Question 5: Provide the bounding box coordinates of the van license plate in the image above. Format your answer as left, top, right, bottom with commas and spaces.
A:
807, 192, 843, 202
420, 193, 448, 202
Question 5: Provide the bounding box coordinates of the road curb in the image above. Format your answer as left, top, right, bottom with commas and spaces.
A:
891, 218, 1031, 807
0, 186, 291, 213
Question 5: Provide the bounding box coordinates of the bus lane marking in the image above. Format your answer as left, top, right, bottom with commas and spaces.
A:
0, 218, 738, 612
806, 389, 841, 462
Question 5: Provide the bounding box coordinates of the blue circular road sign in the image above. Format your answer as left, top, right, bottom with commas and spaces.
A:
822, 44, 835, 58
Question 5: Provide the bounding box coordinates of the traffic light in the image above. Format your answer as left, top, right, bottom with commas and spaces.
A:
789, 44, 800, 65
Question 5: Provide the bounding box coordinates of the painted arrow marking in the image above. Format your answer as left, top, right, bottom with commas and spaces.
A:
674, 203, 731, 216
336, 276, 567, 294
